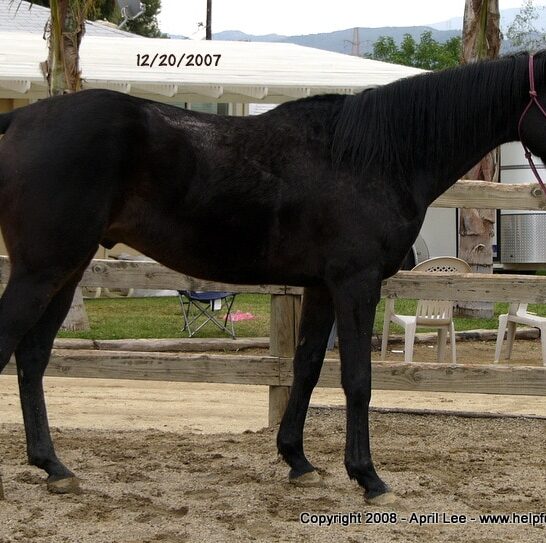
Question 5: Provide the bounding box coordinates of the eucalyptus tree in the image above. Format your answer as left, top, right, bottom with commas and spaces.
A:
457, 0, 501, 318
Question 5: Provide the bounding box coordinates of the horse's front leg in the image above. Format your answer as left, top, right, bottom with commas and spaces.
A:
277, 285, 335, 486
329, 272, 395, 504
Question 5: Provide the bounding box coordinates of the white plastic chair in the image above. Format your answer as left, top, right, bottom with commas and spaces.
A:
494, 303, 546, 366
380, 257, 471, 364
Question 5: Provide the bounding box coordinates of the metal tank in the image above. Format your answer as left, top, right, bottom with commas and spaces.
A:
500, 142, 546, 267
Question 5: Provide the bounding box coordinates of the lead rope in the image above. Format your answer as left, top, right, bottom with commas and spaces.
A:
518, 53, 546, 196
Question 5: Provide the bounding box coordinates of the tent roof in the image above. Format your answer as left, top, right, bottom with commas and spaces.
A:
0, 31, 424, 103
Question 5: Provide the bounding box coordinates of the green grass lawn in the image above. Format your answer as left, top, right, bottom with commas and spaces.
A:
58, 294, 546, 340
58, 294, 271, 340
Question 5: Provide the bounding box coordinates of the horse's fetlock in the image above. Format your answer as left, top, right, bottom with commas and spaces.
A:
277, 433, 301, 459
345, 457, 375, 480
28, 448, 60, 471
28, 453, 49, 469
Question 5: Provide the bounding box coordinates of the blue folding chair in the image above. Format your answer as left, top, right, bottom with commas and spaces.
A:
177, 291, 237, 339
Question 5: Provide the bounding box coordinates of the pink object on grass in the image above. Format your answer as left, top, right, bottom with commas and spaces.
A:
227, 311, 255, 322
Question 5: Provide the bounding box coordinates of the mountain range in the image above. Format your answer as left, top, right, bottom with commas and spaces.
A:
211, 27, 460, 56
169, 5, 546, 56
427, 6, 546, 31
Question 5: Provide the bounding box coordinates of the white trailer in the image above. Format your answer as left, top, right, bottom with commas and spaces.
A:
414, 142, 546, 271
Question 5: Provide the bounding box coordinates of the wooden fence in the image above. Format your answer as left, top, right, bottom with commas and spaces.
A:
2, 181, 546, 425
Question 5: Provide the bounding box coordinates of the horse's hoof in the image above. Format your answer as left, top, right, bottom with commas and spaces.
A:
366, 490, 397, 506
289, 470, 324, 487
47, 476, 81, 494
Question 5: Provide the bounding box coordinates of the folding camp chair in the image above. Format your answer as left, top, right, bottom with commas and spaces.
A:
178, 291, 237, 339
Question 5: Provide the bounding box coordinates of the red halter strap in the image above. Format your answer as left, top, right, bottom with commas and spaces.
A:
518, 53, 546, 196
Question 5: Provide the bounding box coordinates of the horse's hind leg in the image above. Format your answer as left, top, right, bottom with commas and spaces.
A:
0, 269, 73, 495
14, 273, 88, 493
0, 252, 96, 495
277, 285, 334, 486
0, 271, 65, 374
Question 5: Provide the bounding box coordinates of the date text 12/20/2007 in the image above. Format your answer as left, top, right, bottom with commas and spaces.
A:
136, 53, 222, 68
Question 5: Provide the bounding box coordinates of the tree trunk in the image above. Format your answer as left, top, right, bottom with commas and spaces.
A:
456, 0, 501, 318
43, 0, 86, 94
43, 0, 90, 330
61, 284, 90, 330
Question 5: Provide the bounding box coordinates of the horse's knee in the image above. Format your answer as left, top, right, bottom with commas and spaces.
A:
342, 368, 370, 390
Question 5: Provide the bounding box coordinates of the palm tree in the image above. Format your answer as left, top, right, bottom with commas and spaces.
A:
457, 0, 501, 318
43, 0, 90, 95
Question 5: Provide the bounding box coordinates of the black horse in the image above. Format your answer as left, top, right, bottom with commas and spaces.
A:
1, 51, 545, 504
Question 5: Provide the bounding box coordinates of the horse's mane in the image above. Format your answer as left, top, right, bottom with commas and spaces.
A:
332, 51, 542, 178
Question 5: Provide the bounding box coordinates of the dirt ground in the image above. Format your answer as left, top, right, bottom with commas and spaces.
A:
381, 334, 545, 366
1, 410, 545, 543
0, 339, 545, 542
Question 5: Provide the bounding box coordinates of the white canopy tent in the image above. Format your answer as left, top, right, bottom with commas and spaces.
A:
0, 32, 424, 104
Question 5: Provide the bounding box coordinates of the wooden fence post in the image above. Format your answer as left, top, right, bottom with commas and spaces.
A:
268, 293, 301, 426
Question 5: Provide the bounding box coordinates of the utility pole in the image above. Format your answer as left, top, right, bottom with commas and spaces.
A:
351, 27, 360, 56
206, 0, 212, 40
344, 28, 361, 56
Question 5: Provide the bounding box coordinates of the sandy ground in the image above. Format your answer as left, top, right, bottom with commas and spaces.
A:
0, 410, 544, 543
0, 339, 545, 542
0, 376, 546, 435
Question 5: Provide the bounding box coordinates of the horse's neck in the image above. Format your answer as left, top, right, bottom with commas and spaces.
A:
408, 59, 527, 205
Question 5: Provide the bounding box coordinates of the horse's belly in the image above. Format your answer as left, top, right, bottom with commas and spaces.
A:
106, 214, 277, 285
106, 191, 328, 286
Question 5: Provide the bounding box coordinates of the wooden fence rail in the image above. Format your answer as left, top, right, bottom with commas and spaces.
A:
431, 180, 546, 210
3, 257, 546, 304
3, 352, 544, 396
1, 180, 546, 424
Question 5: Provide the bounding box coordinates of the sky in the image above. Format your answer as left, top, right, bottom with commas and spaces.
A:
158, 0, 534, 38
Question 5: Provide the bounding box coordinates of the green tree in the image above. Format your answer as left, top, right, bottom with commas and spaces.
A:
369, 31, 462, 70
506, 0, 546, 52
125, 0, 163, 38
371, 36, 404, 65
